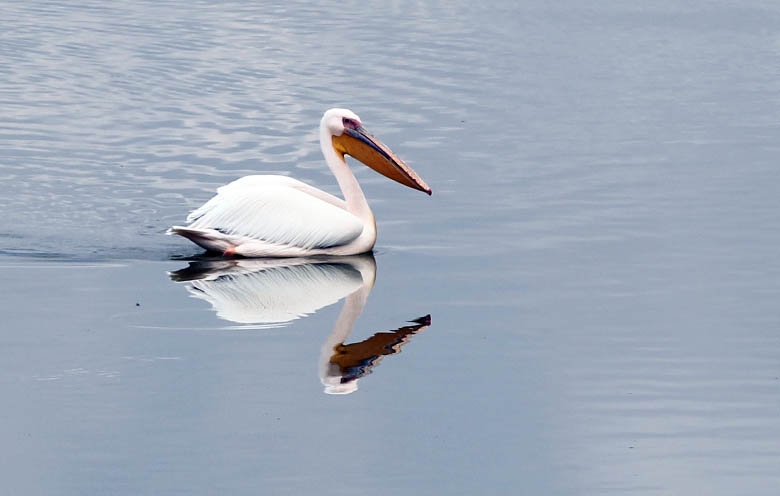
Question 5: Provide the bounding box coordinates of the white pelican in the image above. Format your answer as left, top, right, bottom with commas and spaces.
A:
168, 108, 431, 257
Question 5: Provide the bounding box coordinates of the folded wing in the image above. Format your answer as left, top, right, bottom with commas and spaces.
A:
180, 175, 364, 251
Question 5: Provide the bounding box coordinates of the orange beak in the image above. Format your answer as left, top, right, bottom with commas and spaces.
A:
332, 126, 432, 195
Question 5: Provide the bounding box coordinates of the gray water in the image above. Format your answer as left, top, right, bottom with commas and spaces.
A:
3, 1, 780, 494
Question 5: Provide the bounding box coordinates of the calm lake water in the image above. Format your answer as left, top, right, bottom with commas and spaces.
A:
3, 1, 780, 494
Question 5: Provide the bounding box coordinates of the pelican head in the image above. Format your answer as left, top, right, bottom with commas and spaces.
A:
323, 108, 432, 195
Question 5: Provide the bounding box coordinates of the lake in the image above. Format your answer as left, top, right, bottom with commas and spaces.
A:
2, 1, 780, 494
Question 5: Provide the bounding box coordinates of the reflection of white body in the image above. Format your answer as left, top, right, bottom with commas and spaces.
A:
169, 256, 377, 393
168, 108, 431, 257
177, 258, 370, 325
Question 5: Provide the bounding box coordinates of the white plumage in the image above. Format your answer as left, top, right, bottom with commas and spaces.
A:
172, 175, 363, 257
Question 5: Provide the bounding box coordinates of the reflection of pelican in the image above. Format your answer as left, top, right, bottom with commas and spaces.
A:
168, 108, 431, 257
169, 255, 430, 393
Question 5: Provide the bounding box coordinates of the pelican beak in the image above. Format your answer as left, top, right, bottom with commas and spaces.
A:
333, 127, 432, 195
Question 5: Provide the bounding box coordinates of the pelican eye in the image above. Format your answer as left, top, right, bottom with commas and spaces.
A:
342, 117, 360, 129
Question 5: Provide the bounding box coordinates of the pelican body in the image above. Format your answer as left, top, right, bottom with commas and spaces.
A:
168, 108, 431, 257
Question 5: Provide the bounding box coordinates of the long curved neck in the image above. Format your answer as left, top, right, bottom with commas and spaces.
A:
320, 127, 373, 222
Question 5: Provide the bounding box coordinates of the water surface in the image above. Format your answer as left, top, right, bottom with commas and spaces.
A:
2, 1, 780, 495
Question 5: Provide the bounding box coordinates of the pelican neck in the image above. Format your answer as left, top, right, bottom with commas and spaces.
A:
319, 127, 374, 222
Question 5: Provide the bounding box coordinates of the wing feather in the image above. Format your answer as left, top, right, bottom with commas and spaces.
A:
185, 175, 363, 250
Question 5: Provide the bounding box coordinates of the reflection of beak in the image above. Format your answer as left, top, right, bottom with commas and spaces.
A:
333, 127, 432, 195
326, 314, 432, 394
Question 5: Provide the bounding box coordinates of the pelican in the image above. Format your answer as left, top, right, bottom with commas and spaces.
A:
168, 108, 431, 257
